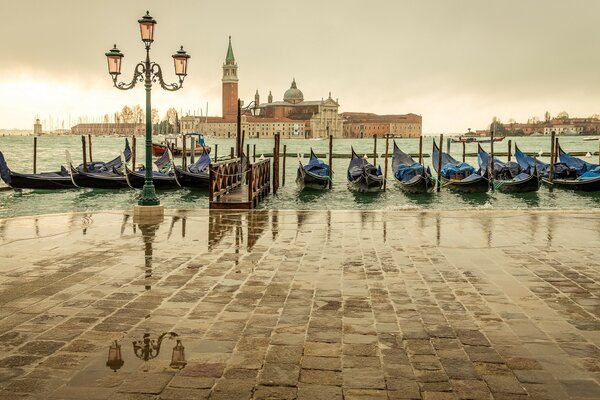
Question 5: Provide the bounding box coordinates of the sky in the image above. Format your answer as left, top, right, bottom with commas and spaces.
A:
1, 0, 600, 133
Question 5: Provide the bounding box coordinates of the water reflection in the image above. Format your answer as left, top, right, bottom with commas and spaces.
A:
106, 332, 186, 372
208, 210, 272, 252
138, 223, 160, 290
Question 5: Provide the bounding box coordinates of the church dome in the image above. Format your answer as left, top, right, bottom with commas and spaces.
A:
283, 79, 304, 104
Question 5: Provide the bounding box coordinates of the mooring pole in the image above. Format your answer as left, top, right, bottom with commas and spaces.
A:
328, 134, 333, 189
253, 144, 256, 163
507, 139, 512, 162
214, 144, 218, 162
373, 134, 377, 165
490, 127, 495, 192
273, 133, 280, 194
190, 137, 195, 165
236, 99, 242, 157
81, 135, 88, 172
282, 144, 287, 187
549, 131, 556, 185
132, 136, 137, 169
33, 137, 37, 174
230, 147, 234, 159
247, 143, 250, 161
383, 134, 389, 191
182, 134, 187, 169
88, 134, 93, 162
436, 134, 443, 192
462, 141, 466, 163
418, 135, 424, 165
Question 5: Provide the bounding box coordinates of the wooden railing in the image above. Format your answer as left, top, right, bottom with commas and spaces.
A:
209, 158, 243, 202
247, 159, 271, 208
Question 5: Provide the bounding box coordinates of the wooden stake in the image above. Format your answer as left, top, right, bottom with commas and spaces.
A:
490, 128, 495, 191
182, 135, 187, 169
190, 137, 195, 164
81, 135, 88, 172
273, 133, 280, 194
383, 135, 389, 191
33, 137, 37, 174
230, 147, 234, 159
253, 144, 256, 162
328, 134, 333, 189
418, 135, 423, 165
436, 134, 443, 192
507, 139, 512, 162
247, 143, 250, 159
282, 144, 287, 186
214, 144, 218, 162
549, 131, 556, 184
373, 134, 377, 165
88, 134, 93, 162
132, 136, 137, 169
462, 141, 466, 163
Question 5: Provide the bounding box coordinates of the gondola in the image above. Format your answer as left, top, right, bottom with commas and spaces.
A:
432, 140, 488, 193
0, 139, 131, 190
391, 141, 433, 194
347, 147, 383, 192
477, 145, 540, 193
545, 144, 600, 192
173, 151, 211, 189
296, 149, 330, 191
125, 150, 180, 189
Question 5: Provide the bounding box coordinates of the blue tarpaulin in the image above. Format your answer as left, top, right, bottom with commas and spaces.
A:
395, 163, 423, 182
440, 163, 475, 179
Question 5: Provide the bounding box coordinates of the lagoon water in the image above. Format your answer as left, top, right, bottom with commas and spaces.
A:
0, 135, 599, 218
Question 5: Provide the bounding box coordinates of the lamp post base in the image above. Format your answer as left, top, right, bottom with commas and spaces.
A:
133, 205, 164, 225
138, 184, 160, 206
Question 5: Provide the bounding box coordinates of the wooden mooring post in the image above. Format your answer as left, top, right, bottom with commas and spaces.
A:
132, 136, 137, 169
490, 128, 495, 191
436, 134, 443, 192
328, 134, 333, 189
507, 139, 512, 162
182, 135, 187, 169
88, 134, 93, 162
383, 134, 389, 191
373, 135, 377, 165
418, 135, 423, 165
549, 131, 556, 186
214, 144, 218, 162
230, 147, 234, 159
190, 137, 196, 164
273, 133, 280, 194
253, 144, 256, 162
81, 135, 88, 172
462, 142, 466, 163
282, 144, 287, 187
33, 137, 37, 174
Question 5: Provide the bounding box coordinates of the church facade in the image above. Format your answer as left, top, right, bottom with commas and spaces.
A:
181, 38, 421, 139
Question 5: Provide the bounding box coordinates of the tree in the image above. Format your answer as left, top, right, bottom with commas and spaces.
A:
120, 105, 134, 123
544, 111, 551, 122
132, 105, 144, 123
103, 114, 110, 123
556, 111, 569, 120
489, 117, 506, 134
151, 108, 160, 125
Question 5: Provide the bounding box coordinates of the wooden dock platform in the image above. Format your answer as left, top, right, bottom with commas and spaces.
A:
209, 157, 271, 210
210, 186, 253, 209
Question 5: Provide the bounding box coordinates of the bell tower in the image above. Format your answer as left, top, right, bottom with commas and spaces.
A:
222, 36, 238, 119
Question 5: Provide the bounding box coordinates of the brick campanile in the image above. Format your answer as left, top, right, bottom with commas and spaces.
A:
222, 36, 238, 119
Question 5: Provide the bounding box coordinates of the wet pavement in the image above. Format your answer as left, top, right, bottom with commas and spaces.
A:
0, 209, 600, 399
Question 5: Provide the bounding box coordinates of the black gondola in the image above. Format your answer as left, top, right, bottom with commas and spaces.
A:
0, 139, 131, 190
432, 140, 488, 193
542, 144, 600, 192
347, 147, 383, 192
477, 145, 540, 193
391, 141, 433, 194
173, 151, 211, 189
125, 150, 180, 189
296, 149, 330, 191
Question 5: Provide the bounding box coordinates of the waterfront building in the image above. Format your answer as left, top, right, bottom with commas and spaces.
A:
71, 123, 145, 136
33, 118, 42, 135
181, 38, 421, 139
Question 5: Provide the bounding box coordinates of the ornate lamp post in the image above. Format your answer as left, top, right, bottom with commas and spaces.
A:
105, 11, 190, 207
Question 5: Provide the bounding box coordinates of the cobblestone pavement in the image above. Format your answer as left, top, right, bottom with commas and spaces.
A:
1, 209, 600, 400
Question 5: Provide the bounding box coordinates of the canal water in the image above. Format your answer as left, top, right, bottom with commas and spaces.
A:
1, 135, 599, 218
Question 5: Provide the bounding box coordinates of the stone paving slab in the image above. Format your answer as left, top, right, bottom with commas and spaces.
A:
0, 209, 599, 399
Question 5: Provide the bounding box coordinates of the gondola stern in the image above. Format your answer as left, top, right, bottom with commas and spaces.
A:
0, 151, 12, 185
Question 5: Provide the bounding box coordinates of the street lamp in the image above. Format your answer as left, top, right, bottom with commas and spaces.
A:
105, 11, 190, 207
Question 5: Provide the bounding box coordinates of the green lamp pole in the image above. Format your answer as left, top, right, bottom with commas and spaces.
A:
105, 11, 190, 206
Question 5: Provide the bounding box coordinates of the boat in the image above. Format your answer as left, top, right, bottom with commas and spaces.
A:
173, 151, 211, 189
451, 136, 505, 144
0, 138, 131, 190
391, 141, 433, 194
477, 145, 540, 193
432, 140, 488, 193
514, 144, 549, 175
296, 149, 330, 191
546, 144, 600, 191
125, 150, 180, 189
152, 133, 211, 157
347, 147, 383, 192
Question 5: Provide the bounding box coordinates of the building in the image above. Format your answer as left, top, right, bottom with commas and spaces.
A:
181, 38, 420, 139
71, 123, 145, 136
33, 118, 42, 135
341, 112, 422, 138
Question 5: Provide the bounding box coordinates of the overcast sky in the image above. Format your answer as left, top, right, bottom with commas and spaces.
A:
1, 0, 599, 133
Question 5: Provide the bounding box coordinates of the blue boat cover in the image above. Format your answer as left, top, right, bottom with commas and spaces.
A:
348, 150, 382, 181
579, 165, 600, 180
559, 148, 600, 175
477, 146, 521, 179
304, 152, 329, 177
0, 151, 11, 184
188, 151, 211, 174
440, 163, 475, 179
514, 145, 548, 175
395, 163, 423, 182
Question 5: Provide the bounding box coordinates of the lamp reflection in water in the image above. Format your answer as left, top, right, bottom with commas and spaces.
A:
105, 332, 186, 372
138, 223, 159, 290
